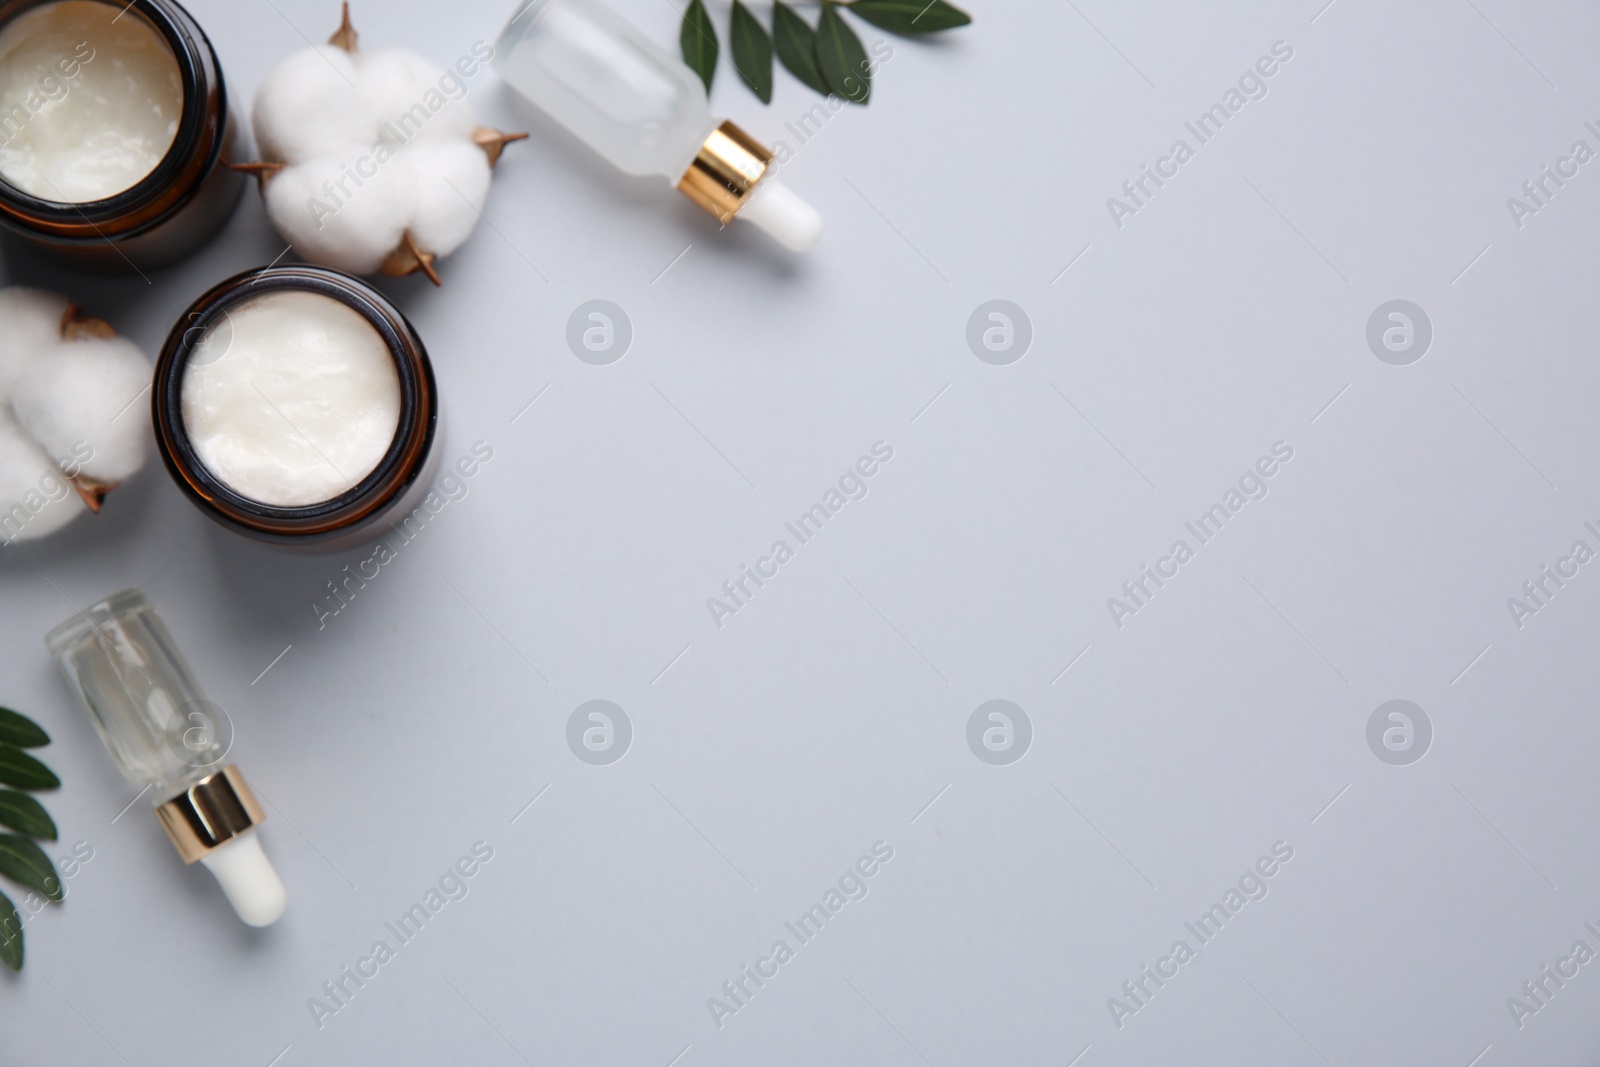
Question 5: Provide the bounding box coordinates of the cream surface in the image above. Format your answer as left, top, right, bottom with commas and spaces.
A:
181, 291, 402, 508
0, 0, 183, 203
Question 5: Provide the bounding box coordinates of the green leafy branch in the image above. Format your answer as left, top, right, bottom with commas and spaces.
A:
681, 0, 971, 105
0, 706, 61, 973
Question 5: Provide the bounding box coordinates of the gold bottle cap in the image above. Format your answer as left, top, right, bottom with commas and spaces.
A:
156, 764, 267, 864
677, 120, 774, 225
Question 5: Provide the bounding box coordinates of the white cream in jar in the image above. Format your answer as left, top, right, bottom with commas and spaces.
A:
0, 0, 183, 203
180, 290, 402, 508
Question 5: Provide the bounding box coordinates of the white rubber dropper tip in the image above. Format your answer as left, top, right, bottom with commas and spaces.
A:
740, 178, 822, 252
200, 830, 287, 927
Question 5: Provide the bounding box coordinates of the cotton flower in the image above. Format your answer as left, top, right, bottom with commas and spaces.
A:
243, 4, 525, 284
0, 287, 151, 545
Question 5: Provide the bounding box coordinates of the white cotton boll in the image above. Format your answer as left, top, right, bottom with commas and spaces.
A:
252, 47, 369, 162
360, 50, 441, 120
404, 141, 490, 256
0, 287, 68, 393
0, 416, 85, 544
421, 91, 479, 142
11, 337, 151, 483
0, 285, 153, 543
264, 155, 414, 273
249, 26, 518, 280
358, 50, 479, 143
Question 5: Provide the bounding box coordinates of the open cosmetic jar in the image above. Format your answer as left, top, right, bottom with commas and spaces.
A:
153, 265, 440, 549
0, 0, 243, 269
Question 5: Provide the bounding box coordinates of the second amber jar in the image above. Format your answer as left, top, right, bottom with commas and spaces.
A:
0, 0, 244, 270
153, 266, 441, 550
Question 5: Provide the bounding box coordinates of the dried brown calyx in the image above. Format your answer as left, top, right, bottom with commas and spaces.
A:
229, 161, 285, 181
59, 302, 115, 341
328, 1, 359, 53
473, 127, 530, 167
380, 231, 441, 287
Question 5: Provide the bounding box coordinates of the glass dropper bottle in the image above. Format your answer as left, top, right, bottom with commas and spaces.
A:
492, 0, 823, 251
45, 589, 287, 927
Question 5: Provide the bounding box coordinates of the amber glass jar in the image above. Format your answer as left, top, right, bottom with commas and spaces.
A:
0, 0, 244, 270
153, 266, 441, 550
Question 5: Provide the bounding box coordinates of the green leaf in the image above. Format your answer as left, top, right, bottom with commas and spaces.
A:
846, 0, 972, 34
817, 2, 871, 103
774, 2, 829, 95
0, 835, 61, 903
0, 707, 48, 749
0, 791, 55, 841
0, 889, 20, 972
680, 0, 719, 94
0, 746, 57, 792
730, 0, 774, 103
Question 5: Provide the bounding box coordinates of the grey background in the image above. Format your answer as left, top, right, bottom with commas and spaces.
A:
2, 0, 1598, 1063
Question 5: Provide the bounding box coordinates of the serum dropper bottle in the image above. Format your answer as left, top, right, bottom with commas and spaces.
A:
46, 589, 287, 927
492, 0, 823, 251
